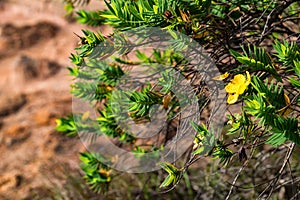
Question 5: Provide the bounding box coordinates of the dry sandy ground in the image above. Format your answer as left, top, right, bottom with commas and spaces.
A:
0, 0, 109, 198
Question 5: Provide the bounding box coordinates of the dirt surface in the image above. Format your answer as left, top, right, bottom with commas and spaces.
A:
0, 0, 108, 198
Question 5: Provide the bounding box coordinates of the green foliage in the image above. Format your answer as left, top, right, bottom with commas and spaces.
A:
191, 122, 233, 166
97, 106, 136, 143
273, 40, 300, 68
246, 76, 285, 124
79, 152, 112, 194
243, 67, 299, 147
212, 141, 234, 166
266, 117, 299, 146
243, 74, 300, 147
70, 60, 124, 101
210, 0, 278, 18
159, 162, 182, 188
127, 85, 163, 120
57, 0, 300, 198
132, 145, 162, 158
191, 121, 215, 155
56, 114, 101, 136
69, 53, 84, 66
71, 0, 211, 34
55, 115, 77, 136
71, 81, 111, 101
75, 30, 106, 58
64, 2, 75, 15
76, 10, 105, 26
63, 0, 91, 15
101, 0, 166, 29
230, 45, 280, 80
290, 60, 300, 89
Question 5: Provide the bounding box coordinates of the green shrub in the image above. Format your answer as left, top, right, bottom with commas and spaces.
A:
57, 0, 300, 198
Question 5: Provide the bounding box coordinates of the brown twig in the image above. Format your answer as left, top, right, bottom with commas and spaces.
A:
257, 143, 296, 199
225, 137, 259, 200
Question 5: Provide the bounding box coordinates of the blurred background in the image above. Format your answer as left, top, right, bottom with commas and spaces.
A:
0, 0, 109, 198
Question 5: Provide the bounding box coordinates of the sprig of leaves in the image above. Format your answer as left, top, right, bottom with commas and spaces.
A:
80, 152, 112, 194
76, 10, 105, 26
230, 45, 280, 80
159, 162, 182, 188
127, 85, 163, 120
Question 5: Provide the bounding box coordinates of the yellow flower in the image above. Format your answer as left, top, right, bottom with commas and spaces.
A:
225, 71, 251, 104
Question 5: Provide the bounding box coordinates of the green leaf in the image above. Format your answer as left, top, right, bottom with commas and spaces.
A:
159, 162, 179, 174
193, 146, 205, 155
290, 78, 300, 89
273, 40, 300, 68
76, 10, 105, 26
230, 45, 280, 80
100, 14, 119, 19
55, 115, 77, 136
265, 132, 287, 146
293, 60, 300, 77
64, 2, 74, 15
79, 152, 111, 193
159, 162, 181, 188
159, 174, 174, 188
191, 121, 208, 134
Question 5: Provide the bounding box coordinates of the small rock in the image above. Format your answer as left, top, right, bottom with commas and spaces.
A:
39, 59, 61, 78
0, 93, 26, 117
2, 124, 30, 146
0, 174, 23, 192
15, 55, 62, 81
0, 22, 59, 51
17, 55, 39, 80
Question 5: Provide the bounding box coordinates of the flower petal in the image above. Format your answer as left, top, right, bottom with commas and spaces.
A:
237, 84, 247, 95
213, 72, 230, 80
225, 83, 238, 93
232, 74, 246, 85
227, 93, 239, 104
